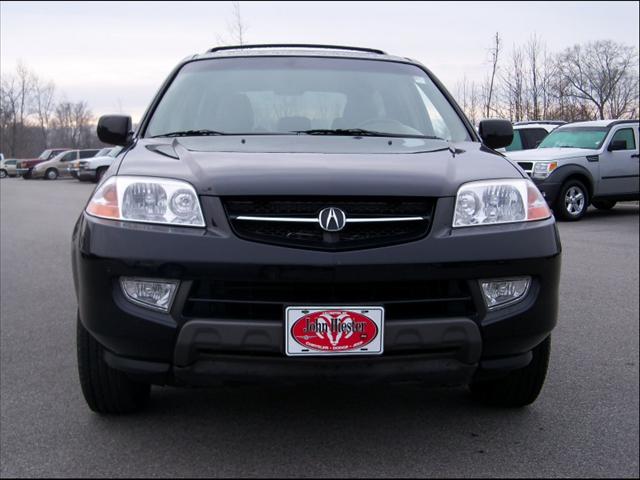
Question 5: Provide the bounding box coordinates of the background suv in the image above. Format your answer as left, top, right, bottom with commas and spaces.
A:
497, 121, 565, 153
507, 120, 640, 220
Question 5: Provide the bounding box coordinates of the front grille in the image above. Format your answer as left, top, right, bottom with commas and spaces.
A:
517, 162, 533, 176
223, 197, 435, 250
183, 279, 476, 322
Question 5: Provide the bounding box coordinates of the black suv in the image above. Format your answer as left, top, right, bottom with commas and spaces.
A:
72, 45, 561, 414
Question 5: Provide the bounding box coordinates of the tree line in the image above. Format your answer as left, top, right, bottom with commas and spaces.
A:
455, 35, 639, 126
2, 33, 637, 159
0, 62, 106, 159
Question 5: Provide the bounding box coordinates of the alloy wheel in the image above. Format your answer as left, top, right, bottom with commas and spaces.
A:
564, 186, 585, 216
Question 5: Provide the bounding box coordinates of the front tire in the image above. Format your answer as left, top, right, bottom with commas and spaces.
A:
592, 199, 616, 210
77, 314, 150, 414
0, 169, 7, 178
45, 168, 58, 180
555, 180, 589, 221
470, 336, 551, 408
95, 167, 107, 183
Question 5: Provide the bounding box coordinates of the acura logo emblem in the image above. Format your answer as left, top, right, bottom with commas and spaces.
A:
318, 207, 347, 232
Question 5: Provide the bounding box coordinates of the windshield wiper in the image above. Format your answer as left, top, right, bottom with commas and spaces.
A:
151, 129, 226, 138
292, 128, 444, 140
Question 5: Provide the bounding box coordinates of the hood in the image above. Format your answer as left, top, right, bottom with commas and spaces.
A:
86, 155, 113, 162
506, 147, 593, 161
117, 136, 524, 198
33, 158, 56, 170
17, 158, 41, 167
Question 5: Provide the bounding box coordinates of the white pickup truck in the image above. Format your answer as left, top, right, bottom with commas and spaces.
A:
77, 146, 123, 182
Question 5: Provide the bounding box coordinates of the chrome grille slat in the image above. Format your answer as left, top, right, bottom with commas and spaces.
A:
223, 197, 435, 250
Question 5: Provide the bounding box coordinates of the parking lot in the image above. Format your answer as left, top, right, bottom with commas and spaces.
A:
0, 177, 638, 478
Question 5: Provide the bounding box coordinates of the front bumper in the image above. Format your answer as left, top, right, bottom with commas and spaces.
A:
30, 169, 46, 179
532, 177, 562, 206
72, 196, 562, 386
77, 169, 96, 181
16, 168, 30, 176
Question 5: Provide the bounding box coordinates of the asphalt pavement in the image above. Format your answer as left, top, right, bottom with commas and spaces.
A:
1, 177, 638, 478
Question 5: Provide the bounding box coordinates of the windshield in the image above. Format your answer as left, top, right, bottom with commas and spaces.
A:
108, 146, 123, 157
505, 130, 523, 151
145, 57, 471, 142
538, 127, 608, 150
95, 148, 112, 157
38, 149, 52, 160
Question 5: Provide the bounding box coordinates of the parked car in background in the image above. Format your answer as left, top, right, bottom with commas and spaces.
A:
31, 149, 100, 180
496, 121, 565, 153
16, 148, 70, 178
68, 147, 112, 178
506, 119, 639, 220
77, 146, 122, 182
1, 157, 19, 178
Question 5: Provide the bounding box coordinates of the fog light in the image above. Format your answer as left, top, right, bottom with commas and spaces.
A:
120, 277, 179, 312
480, 277, 531, 309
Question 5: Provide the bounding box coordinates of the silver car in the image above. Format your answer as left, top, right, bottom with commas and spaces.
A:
0, 158, 18, 178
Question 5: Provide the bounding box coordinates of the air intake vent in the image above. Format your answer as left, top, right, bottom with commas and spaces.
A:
223, 197, 435, 250
183, 278, 475, 321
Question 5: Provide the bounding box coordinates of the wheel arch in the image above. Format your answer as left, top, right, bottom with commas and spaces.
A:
548, 165, 594, 200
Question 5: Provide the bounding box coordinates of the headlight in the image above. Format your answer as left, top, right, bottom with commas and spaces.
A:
86, 176, 205, 227
532, 161, 557, 179
453, 179, 551, 227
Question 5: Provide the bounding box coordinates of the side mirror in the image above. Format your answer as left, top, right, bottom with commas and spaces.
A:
608, 140, 627, 151
97, 115, 133, 146
478, 119, 514, 150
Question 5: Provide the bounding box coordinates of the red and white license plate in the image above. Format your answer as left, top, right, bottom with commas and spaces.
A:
285, 307, 384, 356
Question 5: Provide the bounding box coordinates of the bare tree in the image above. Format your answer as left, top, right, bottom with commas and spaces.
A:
483, 32, 501, 117
216, 1, 248, 46
15, 62, 34, 129
0, 75, 20, 156
0, 62, 35, 156
539, 49, 557, 119
468, 81, 480, 126
52, 100, 93, 148
230, 1, 246, 45
455, 76, 470, 118
501, 46, 526, 122
526, 34, 543, 120
606, 69, 639, 119
31, 75, 56, 148
557, 40, 638, 119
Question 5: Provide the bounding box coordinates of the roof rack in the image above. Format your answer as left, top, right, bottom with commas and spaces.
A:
207, 44, 386, 55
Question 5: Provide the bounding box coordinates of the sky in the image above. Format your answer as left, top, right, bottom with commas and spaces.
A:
1, 1, 639, 122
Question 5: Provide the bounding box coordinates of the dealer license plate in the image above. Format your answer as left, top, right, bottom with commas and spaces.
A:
285, 306, 384, 356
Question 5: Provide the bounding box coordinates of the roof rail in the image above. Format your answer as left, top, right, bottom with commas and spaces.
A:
610, 119, 639, 124
514, 120, 567, 126
207, 44, 386, 55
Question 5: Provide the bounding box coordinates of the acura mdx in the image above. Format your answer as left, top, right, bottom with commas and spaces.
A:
72, 45, 561, 413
